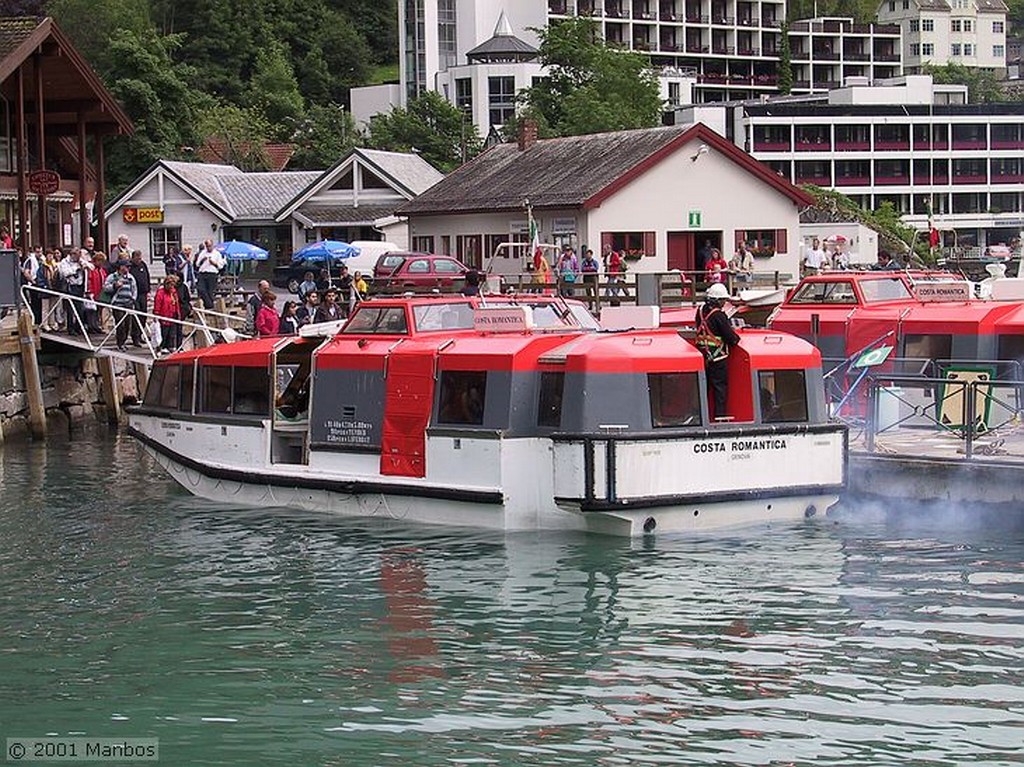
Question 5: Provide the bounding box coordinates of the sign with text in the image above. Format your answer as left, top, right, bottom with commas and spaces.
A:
688, 210, 702, 228
913, 281, 971, 302
27, 169, 60, 196
473, 306, 533, 332
122, 207, 164, 224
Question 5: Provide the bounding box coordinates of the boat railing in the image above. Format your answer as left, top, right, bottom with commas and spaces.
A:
855, 372, 1024, 462
18, 283, 252, 362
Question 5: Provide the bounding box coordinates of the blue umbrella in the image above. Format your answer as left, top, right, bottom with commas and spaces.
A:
291, 240, 360, 262
215, 240, 269, 260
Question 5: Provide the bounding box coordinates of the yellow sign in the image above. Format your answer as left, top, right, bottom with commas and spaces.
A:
136, 207, 164, 224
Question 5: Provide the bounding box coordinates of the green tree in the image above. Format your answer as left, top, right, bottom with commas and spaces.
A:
100, 28, 211, 194
246, 40, 305, 139
197, 103, 274, 171
924, 62, 1006, 103
48, 0, 154, 73
778, 21, 793, 95
367, 91, 478, 172
290, 103, 361, 169
519, 17, 663, 137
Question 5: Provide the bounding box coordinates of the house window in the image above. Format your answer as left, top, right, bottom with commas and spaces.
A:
951, 19, 961, 32
910, 19, 920, 31
649, 373, 702, 427
488, 76, 516, 127
889, 1, 895, 9
456, 234, 482, 268
538, 372, 565, 428
963, 43, 973, 55
149, 226, 181, 264
741, 229, 788, 256
922, 42, 934, 55
758, 370, 808, 423
922, 18, 934, 31
995, 45, 1005, 57
994, 21, 1004, 33
437, 0, 457, 70
604, 231, 656, 259
440, 235, 451, 256
951, 43, 961, 55
412, 235, 435, 252
964, 19, 972, 32
455, 78, 472, 114
911, 43, 920, 56
438, 371, 487, 425
902, 0, 908, 8
668, 81, 681, 106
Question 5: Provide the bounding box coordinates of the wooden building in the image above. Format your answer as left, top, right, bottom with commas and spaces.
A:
0, 16, 132, 252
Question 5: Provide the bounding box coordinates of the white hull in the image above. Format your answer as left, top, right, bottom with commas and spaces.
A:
138, 435, 839, 537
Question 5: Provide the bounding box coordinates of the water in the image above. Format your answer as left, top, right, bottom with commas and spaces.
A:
1, 433, 1023, 766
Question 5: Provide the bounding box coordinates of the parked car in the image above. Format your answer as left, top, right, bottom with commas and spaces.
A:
373, 252, 470, 292
272, 257, 348, 294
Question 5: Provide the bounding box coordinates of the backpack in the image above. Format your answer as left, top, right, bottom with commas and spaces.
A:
695, 307, 729, 362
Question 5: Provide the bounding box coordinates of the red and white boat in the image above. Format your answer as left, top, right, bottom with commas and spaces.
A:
129, 294, 847, 536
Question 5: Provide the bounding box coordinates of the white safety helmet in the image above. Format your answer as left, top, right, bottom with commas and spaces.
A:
706, 283, 729, 300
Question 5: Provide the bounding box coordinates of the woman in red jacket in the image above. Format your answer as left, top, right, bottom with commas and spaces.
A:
153, 274, 182, 354
255, 291, 280, 337
85, 252, 108, 333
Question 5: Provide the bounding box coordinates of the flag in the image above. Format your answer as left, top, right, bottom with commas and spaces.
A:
529, 215, 542, 270
926, 197, 940, 249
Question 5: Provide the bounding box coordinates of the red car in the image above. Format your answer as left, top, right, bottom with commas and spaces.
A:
373, 252, 470, 291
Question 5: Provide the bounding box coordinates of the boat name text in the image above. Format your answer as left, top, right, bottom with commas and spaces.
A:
693, 438, 787, 454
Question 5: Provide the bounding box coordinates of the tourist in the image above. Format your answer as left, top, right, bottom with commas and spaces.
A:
705, 248, 730, 285
532, 256, 553, 294
104, 259, 142, 349
20, 247, 43, 325
110, 233, 131, 264
255, 291, 280, 337
0, 224, 12, 249
297, 271, 317, 301
278, 300, 300, 335
353, 271, 369, 303
729, 242, 754, 285
557, 246, 578, 297
58, 248, 87, 334
128, 249, 151, 314
313, 287, 343, 323
874, 250, 901, 271
296, 290, 319, 326
580, 248, 600, 308
696, 238, 713, 275
153, 274, 182, 354
604, 244, 626, 305
461, 268, 481, 297
694, 282, 740, 421
803, 237, 827, 276
337, 265, 354, 316
243, 280, 270, 336
195, 239, 225, 309
84, 251, 108, 333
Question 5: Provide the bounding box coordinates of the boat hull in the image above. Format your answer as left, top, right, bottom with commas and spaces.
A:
136, 433, 838, 537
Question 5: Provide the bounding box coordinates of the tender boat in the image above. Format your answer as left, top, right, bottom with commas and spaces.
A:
129, 294, 847, 536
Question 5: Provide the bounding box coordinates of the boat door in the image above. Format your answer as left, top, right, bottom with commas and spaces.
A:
270, 336, 321, 465
380, 341, 447, 477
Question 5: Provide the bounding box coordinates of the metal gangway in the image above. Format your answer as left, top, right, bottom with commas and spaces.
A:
19, 284, 252, 365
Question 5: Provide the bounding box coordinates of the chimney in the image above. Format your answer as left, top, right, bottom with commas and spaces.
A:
518, 119, 538, 151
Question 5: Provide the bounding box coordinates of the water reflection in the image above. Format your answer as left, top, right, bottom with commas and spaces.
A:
0, 435, 1022, 766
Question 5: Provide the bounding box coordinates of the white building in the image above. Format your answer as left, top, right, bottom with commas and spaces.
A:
396, 123, 811, 280
672, 74, 1024, 251
877, 0, 1007, 73
787, 17, 902, 93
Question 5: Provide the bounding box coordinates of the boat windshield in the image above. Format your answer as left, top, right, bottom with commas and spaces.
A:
859, 278, 912, 302
788, 280, 859, 305
413, 303, 476, 331
341, 306, 410, 334
484, 301, 600, 330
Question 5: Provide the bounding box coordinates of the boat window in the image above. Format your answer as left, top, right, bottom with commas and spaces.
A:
233, 367, 271, 416
789, 280, 859, 305
649, 372, 702, 427
143, 365, 167, 408
201, 366, 233, 414
180, 363, 194, 413
860, 278, 912, 302
758, 370, 808, 423
538, 372, 565, 428
341, 307, 409, 335
904, 334, 952, 362
437, 370, 486, 425
567, 304, 601, 329
159, 364, 181, 410
413, 303, 475, 331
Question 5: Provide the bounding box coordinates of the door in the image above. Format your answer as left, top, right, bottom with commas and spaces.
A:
667, 231, 695, 272
380, 345, 437, 477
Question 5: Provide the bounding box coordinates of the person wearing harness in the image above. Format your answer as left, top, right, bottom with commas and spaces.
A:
694, 283, 740, 421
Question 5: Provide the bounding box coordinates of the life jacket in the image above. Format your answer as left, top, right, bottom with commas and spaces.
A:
695, 306, 729, 362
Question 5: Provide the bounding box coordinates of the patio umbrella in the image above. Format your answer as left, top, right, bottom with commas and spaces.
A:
291, 240, 360, 262
215, 240, 269, 260
825, 234, 848, 244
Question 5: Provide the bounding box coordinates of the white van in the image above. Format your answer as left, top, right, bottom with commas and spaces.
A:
346, 241, 399, 276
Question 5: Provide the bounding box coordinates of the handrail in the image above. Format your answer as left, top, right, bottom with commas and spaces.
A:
19, 284, 252, 361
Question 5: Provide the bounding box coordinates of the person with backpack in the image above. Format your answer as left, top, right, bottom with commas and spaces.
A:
694, 283, 740, 421
557, 246, 578, 298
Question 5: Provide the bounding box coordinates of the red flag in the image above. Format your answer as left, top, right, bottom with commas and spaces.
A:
929, 227, 940, 248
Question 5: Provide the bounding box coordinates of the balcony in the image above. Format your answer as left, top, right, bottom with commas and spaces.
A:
606, 7, 629, 18
660, 41, 683, 51
753, 74, 778, 85
795, 175, 832, 185
835, 176, 871, 186
991, 140, 1024, 150
795, 140, 832, 152
813, 49, 840, 60
835, 141, 870, 151
992, 174, 1024, 183
711, 16, 735, 25
873, 52, 900, 61
660, 11, 681, 21
549, 1, 568, 13
953, 174, 987, 184
913, 140, 949, 150
761, 17, 782, 27
952, 140, 987, 150
711, 45, 735, 54
737, 15, 755, 26
687, 43, 710, 53
874, 140, 910, 150
737, 47, 760, 56
875, 174, 911, 185
844, 52, 870, 61
753, 140, 791, 151
701, 73, 729, 83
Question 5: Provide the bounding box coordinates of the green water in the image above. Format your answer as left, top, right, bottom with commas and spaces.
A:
1, 434, 1023, 766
